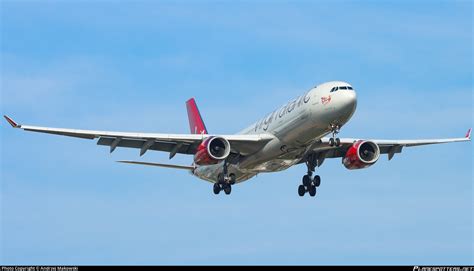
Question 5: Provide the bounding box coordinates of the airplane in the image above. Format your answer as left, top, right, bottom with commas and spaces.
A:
4, 81, 471, 197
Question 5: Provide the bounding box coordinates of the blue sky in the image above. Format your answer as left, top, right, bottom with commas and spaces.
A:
1, 0, 472, 265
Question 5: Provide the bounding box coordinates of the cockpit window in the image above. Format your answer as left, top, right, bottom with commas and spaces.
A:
331, 85, 353, 92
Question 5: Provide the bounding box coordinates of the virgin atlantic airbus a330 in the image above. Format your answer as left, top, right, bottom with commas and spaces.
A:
4, 81, 471, 197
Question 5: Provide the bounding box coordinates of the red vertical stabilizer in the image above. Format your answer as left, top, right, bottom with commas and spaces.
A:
186, 98, 208, 134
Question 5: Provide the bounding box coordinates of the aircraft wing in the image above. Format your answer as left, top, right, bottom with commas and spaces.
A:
3, 115, 274, 157
310, 128, 471, 160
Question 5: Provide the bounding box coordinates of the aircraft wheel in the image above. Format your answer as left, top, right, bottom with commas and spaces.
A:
298, 185, 306, 197
335, 138, 341, 147
223, 184, 232, 195
308, 185, 316, 197
314, 175, 321, 187
213, 183, 221, 195
329, 138, 335, 146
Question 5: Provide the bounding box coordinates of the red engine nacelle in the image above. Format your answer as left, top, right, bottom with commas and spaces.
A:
342, 140, 380, 170
194, 136, 231, 165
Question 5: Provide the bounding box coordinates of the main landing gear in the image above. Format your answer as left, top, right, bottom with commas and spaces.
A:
329, 124, 341, 147
213, 182, 233, 195
298, 154, 322, 197
298, 173, 321, 197
213, 160, 236, 195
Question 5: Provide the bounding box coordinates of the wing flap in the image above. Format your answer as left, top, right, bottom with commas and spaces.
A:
97, 137, 195, 155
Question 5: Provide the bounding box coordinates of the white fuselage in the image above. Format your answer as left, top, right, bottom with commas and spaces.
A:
193, 81, 358, 183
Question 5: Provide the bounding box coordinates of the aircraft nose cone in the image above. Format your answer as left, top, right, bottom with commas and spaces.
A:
342, 90, 357, 109
338, 89, 357, 118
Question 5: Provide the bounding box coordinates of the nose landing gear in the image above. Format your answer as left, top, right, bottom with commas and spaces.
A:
329, 124, 341, 147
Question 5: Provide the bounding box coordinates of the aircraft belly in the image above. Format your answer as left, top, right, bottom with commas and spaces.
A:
193, 158, 299, 184
245, 158, 301, 172
193, 162, 257, 184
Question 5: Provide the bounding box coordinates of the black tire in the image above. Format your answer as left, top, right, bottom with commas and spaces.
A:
302, 175, 311, 187
223, 184, 232, 195
298, 185, 305, 196
314, 175, 321, 187
308, 185, 316, 197
329, 138, 334, 146
335, 138, 341, 147
213, 183, 220, 195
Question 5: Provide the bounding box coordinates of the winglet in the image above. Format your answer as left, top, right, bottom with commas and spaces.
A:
4, 115, 20, 128
466, 128, 471, 140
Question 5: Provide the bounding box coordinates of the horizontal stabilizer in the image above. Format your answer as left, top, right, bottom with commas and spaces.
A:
117, 160, 195, 170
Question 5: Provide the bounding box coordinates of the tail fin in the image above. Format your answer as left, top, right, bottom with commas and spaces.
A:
186, 98, 208, 134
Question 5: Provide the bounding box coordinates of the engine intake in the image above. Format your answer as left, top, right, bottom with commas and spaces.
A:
194, 136, 231, 165
342, 140, 380, 170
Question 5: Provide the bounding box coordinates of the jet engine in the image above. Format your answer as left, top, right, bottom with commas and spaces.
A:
342, 140, 380, 170
194, 136, 231, 165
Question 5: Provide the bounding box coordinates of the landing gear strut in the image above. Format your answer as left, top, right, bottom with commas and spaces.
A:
298, 154, 322, 197
213, 160, 235, 195
329, 124, 341, 147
